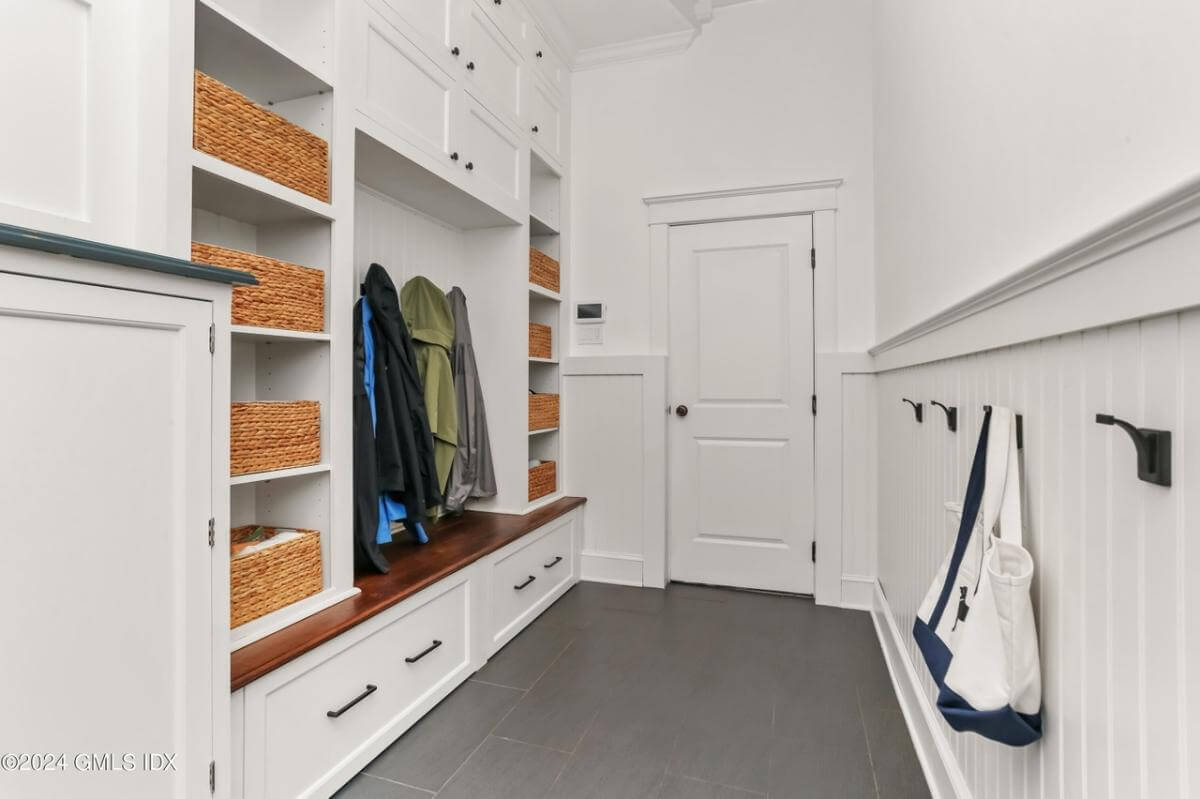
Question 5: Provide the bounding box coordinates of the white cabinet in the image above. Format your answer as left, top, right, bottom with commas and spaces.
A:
489, 514, 577, 650
529, 75, 563, 168
529, 25, 566, 96
474, 0, 525, 51
0, 268, 217, 799
461, 93, 524, 218
361, 3, 460, 164
464, 2, 524, 126
366, 0, 462, 72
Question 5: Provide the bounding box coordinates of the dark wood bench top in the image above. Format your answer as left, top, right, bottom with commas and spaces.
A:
231, 496, 586, 690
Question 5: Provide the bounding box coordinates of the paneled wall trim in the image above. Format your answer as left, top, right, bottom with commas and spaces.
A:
869, 176, 1200, 799
870, 172, 1200, 372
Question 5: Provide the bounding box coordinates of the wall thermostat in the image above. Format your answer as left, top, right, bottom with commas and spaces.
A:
575, 302, 605, 324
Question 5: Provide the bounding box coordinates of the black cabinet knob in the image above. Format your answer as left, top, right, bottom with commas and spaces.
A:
531, 125, 539, 133
494, 0, 502, 5
466, 61, 475, 71
450, 152, 459, 161
675, 405, 689, 418
536, 50, 543, 58
451, 46, 460, 56
465, 162, 475, 171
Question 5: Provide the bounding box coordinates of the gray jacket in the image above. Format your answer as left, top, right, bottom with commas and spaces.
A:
443, 287, 497, 512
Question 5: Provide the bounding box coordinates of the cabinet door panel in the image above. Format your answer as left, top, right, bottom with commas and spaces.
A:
464, 4, 522, 125
530, 76, 562, 167
0, 271, 213, 799
362, 5, 458, 162
366, 0, 460, 70
475, 0, 524, 49
461, 93, 523, 216
529, 26, 566, 96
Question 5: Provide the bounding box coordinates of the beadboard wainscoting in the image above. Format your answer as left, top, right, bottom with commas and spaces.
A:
874, 311, 1200, 799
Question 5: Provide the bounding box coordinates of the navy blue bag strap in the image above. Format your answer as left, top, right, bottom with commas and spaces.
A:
928, 408, 991, 628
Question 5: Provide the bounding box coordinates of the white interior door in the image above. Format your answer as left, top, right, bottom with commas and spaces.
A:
667, 215, 815, 593
0, 272, 214, 798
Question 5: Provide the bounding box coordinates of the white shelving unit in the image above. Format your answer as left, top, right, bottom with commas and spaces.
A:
528, 151, 564, 506
190, 0, 355, 650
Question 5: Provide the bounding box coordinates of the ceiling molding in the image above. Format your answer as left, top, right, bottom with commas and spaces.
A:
573, 27, 699, 71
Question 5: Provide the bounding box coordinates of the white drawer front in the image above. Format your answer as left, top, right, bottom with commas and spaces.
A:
464, 4, 522, 124
491, 517, 574, 645
529, 76, 562, 165
253, 580, 470, 799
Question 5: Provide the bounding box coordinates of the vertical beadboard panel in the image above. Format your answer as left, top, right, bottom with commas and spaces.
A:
843, 373, 879, 578
876, 310, 1196, 799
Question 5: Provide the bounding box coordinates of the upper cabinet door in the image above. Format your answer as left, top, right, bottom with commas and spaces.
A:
361, 4, 459, 163
474, 0, 525, 50
459, 94, 523, 220
529, 26, 566, 96
529, 76, 562, 168
463, 3, 523, 126
0, 0, 154, 248
365, 0, 463, 73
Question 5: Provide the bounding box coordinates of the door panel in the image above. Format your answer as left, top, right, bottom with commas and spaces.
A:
668, 216, 814, 593
365, 0, 461, 72
0, 272, 213, 798
464, 3, 522, 125
460, 93, 522, 218
361, 5, 458, 162
529, 76, 562, 167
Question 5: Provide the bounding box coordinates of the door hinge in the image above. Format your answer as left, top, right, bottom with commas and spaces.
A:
810, 247, 816, 269
208, 323, 215, 355
811, 541, 816, 563
209, 760, 215, 793
811, 394, 817, 416
207, 517, 215, 548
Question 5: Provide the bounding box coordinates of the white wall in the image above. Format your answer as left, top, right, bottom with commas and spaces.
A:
569, 0, 876, 354
873, 0, 1200, 342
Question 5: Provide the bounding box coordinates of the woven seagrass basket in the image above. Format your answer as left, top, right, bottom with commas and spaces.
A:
192, 242, 325, 333
230, 401, 321, 476
528, 461, 557, 502
230, 526, 322, 627
529, 248, 560, 293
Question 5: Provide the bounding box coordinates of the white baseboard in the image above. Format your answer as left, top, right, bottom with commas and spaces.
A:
869, 581, 972, 799
580, 550, 644, 586
840, 574, 876, 610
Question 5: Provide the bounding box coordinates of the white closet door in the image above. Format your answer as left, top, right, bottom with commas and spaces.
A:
667, 216, 815, 594
0, 272, 214, 798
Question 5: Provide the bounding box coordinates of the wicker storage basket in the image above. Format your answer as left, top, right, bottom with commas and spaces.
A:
230, 526, 322, 627
192, 242, 325, 333
528, 461, 557, 502
529, 393, 559, 431
194, 70, 330, 202
529, 248, 560, 293
231, 401, 321, 476
529, 323, 552, 359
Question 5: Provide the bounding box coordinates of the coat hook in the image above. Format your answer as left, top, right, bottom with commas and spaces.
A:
983, 405, 1023, 450
929, 401, 957, 432
902, 398, 923, 423
1095, 414, 1171, 486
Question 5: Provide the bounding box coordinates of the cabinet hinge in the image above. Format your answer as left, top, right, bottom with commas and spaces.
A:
208, 323, 215, 355
810, 247, 816, 270
811, 541, 816, 563
207, 518, 215, 548
209, 761, 215, 793
811, 394, 817, 416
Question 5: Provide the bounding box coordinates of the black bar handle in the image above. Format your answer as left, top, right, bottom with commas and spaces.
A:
543, 555, 563, 569
405, 639, 443, 664
326, 684, 377, 718
901, 398, 923, 423
929, 400, 957, 432
1096, 414, 1172, 486
514, 575, 536, 590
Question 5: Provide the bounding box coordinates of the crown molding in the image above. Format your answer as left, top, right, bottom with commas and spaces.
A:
573, 27, 699, 71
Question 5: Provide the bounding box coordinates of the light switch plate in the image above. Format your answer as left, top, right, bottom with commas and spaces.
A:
577, 325, 603, 345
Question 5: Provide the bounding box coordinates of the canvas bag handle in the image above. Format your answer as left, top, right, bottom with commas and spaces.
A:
981, 408, 1023, 547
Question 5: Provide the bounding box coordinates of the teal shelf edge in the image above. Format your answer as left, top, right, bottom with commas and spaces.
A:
0, 223, 257, 285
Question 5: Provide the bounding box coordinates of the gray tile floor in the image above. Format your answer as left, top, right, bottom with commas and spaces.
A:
336, 582, 929, 799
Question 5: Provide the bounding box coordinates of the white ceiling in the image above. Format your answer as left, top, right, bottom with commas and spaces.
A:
551, 0, 759, 55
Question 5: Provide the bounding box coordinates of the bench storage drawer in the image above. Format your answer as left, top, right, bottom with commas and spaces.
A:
489, 515, 574, 649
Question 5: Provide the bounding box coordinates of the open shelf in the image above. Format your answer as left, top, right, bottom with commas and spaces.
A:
529, 427, 559, 436
530, 212, 559, 237
529, 356, 558, 364
529, 283, 561, 302
193, 151, 334, 224
232, 325, 332, 344
230, 462, 331, 486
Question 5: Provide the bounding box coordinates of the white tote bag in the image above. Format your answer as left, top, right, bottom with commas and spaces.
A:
913, 407, 1043, 745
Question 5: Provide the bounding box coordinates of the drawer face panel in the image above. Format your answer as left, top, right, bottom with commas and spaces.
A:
491, 518, 573, 643
256, 580, 469, 799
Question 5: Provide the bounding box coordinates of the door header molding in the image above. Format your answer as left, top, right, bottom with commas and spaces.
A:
643, 179, 842, 226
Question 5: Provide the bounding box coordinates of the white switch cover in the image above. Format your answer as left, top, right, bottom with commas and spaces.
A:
577, 324, 603, 345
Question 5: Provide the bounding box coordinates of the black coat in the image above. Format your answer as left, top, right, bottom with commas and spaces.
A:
353, 263, 442, 573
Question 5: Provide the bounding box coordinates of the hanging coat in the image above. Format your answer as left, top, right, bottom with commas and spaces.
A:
401, 276, 458, 501
443, 287, 497, 513
353, 264, 441, 574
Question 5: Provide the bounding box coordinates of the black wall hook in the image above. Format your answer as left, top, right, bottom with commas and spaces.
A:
902, 398, 923, 423
929, 401, 957, 432
1095, 414, 1172, 486
983, 405, 1023, 449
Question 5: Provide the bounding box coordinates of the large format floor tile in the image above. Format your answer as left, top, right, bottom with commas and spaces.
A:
338, 581, 930, 798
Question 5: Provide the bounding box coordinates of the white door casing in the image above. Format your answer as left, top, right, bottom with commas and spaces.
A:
667, 215, 815, 593
0, 272, 213, 798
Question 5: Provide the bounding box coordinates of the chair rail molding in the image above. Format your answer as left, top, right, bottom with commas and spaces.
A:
871, 172, 1200, 372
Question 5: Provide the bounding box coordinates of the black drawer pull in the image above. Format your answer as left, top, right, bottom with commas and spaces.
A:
543, 555, 562, 569
514, 575, 536, 590
326, 684, 377, 718
405, 639, 443, 664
